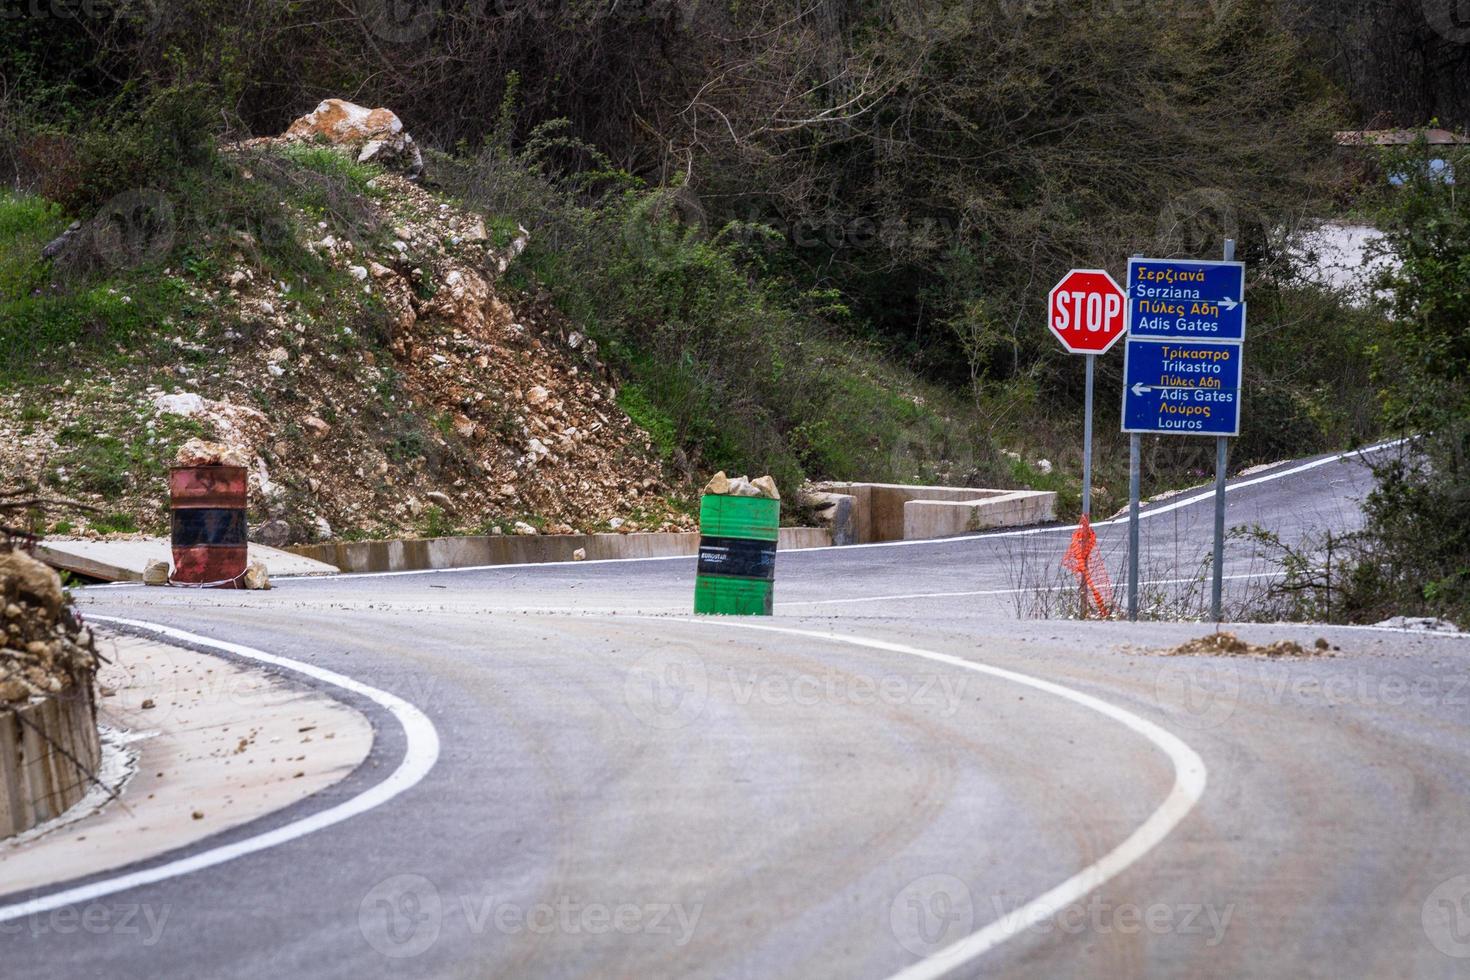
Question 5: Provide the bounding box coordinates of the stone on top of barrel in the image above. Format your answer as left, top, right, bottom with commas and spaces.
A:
175, 438, 251, 468
703, 471, 781, 500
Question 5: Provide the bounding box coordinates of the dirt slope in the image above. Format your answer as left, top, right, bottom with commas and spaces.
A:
2, 146, 692, 544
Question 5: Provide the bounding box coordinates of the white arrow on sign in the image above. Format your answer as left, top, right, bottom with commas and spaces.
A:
1131, 383, 1152, 397
1127, 290, 1240, 312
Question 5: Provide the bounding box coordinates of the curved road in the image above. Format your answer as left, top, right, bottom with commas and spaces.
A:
6, 446, 1470, 978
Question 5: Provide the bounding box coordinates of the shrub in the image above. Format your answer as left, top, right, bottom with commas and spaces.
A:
51, 84, 219, 215
439, 130, 993, 492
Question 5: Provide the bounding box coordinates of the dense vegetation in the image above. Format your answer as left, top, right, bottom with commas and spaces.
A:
1345, 143, 1470, 625
2, 1, 1464, 611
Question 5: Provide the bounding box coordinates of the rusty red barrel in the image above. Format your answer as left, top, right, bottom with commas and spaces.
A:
168, 465, 248, 586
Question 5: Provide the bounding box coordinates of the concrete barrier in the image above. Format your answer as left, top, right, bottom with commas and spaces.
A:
903, 491, 1058, 539
0, 688, 99, 839
290, 527, 833, 574
813, 482, 1056, 542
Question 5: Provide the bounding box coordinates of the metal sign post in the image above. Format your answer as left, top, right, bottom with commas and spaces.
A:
1082, 354, 1095, 516
1128, 432, 1141, 621
1210, 239, 1237, 622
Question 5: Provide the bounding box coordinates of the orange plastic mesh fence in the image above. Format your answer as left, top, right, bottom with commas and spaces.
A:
1062, 515, 1113, 618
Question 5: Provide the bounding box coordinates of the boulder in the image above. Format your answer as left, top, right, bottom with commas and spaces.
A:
702, 471, 779, 500
40, 220, 82, 260
421, 266, 492, 337
142, 559, 170, 586
283, 99, 424, 179
155, 391, 206, 416
250, 519, 292, 549
243, 561, 271, 591
803, 491, 856, 546
175, 438, 249, 467
0, 551, 64, 616
750, 475, 781, 500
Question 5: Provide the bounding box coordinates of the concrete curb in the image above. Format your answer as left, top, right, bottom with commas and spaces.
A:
0, 688, 99, 839
288, 527, 833, 574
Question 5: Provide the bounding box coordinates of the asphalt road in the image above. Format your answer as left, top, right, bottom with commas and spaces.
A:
6, 445, 1470, 979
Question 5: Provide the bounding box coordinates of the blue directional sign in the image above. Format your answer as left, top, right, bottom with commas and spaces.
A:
1122, 338, 1242, 436
1128, 257, 1246, 342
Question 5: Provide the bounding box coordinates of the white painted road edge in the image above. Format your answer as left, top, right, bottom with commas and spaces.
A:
0, 617, 441, 921
777, 570, 1282, 607
680, 619, 1209, 979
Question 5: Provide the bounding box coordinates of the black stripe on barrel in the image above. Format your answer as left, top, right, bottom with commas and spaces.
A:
170, 508, 248, 548
697, 536, 777, 580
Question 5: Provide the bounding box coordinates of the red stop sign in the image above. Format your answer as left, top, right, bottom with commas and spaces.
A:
1048, 269, 1126, 354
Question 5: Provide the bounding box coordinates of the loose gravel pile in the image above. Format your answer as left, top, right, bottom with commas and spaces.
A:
0, 548, 98, 704
1162, 631, 1334, 659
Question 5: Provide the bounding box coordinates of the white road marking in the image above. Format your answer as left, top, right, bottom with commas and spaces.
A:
677, 618, 1208, 977
0, 617, 440, 919
1309, 623, 1470, 639
776, 571, 1281, 607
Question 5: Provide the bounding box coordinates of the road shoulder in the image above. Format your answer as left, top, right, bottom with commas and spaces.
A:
0, 631, 373, 896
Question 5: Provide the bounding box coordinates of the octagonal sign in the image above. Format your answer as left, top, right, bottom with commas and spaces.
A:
1048, 269, 1127, 355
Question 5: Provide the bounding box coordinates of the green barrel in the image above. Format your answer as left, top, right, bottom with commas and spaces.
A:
694, 494, 779, 615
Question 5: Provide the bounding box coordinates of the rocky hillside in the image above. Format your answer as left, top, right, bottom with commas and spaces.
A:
1, 103, 693, 545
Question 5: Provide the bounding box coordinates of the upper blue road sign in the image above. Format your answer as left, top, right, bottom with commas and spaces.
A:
1127, 257, 1246, 342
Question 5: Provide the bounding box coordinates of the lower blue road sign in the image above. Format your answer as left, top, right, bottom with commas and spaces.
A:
1122, 338, 1242, 436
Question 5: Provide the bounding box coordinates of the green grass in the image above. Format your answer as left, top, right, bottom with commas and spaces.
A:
53, 426, 133, 497
419, 506, 454, 538
0, 135, 390, 385
51, 412, 206, 501
0, 282, 173, 380
91, 512, 140, 534
485, 215, 522, 248
615, 382, 678, 462
1007, 456, 1079, 520
277, 142, 384, 195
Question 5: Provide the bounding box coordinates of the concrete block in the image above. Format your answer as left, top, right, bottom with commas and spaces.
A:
903, 490, 1056, 541
813, 482, 1053, 543
803, 492, 858, 547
